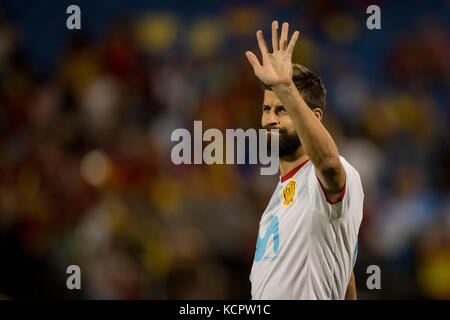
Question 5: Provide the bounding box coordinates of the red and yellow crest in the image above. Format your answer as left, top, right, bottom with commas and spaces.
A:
282, 180, 296, 206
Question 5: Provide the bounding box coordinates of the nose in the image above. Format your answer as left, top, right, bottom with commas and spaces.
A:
266, 111, 280, 128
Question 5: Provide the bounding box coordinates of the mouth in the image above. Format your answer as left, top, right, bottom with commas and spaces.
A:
267, 128, 283, 135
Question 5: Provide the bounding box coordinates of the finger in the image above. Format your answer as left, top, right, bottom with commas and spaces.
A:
279, 22, 289, 51
256, 30, 269, 60
286, 30, 299, 55
245, 50, 261, 70
271, 20, 279, 52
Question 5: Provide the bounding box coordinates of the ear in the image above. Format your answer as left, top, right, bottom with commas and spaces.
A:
312, 108, 323, 120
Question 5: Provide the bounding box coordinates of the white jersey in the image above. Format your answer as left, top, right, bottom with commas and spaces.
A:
250, 157, 363, 300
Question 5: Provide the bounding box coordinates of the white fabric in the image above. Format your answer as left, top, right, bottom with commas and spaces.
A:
250, 157, 363, 300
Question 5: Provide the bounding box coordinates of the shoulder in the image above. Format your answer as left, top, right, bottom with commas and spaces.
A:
339, 156, 361, 180
308, 156, 361, 182
307, 155, 364, 218
340, 156, 363, 188
338, 156, 365, 211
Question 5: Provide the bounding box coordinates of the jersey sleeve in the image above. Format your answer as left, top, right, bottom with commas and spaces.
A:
307, 156, 364, 220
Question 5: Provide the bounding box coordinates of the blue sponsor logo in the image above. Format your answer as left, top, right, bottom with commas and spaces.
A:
352, 242, 358, 267
254, 216, 279, 262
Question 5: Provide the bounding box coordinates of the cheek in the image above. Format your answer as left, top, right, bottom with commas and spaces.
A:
261, 113, 269, 127
279, 115, 294, 131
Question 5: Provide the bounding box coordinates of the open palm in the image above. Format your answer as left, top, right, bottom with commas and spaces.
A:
245, 21, 299, 88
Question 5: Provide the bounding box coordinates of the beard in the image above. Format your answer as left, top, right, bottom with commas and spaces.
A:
266, 127, 301, 158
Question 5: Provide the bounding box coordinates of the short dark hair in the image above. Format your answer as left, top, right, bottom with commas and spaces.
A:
260, 63, 327, 111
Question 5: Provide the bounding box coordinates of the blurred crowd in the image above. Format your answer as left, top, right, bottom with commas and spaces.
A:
0, 0, 449, 299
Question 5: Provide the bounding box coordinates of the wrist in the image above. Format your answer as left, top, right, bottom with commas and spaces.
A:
271, 81, 296, 93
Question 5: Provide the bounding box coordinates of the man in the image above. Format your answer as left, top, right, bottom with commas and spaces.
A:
245, 21, 363, 300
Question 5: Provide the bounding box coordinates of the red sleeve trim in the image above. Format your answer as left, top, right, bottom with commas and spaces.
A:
316, 175, 346, 205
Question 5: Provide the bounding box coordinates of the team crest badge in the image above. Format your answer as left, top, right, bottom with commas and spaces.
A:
282, 180, 296, 206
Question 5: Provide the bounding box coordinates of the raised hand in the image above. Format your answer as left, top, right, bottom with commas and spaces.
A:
245, 21, 299, 88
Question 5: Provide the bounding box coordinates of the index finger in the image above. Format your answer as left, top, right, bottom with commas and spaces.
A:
286, 30, 300, 55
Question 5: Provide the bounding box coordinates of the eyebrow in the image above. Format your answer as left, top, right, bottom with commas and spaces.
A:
262, 104, 284, 108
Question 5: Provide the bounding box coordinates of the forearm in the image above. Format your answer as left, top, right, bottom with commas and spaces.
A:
245, 20, 344, 192
272, 83, 341, 176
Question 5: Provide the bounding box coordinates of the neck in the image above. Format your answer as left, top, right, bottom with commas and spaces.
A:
279, 147, 309, 177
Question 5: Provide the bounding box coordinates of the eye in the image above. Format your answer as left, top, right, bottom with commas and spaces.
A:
263, 106, 271, 112
277, 106, 287, 114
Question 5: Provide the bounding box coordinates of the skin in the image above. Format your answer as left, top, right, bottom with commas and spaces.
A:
245, 20, 356, 299
345, 271, 357, 300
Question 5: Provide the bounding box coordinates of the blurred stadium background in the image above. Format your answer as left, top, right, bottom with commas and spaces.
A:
0, 0, 448, 299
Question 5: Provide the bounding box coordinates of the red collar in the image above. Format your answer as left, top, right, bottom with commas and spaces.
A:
281, 159, 310, 183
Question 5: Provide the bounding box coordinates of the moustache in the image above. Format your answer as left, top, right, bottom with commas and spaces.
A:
263, 127, 287, 134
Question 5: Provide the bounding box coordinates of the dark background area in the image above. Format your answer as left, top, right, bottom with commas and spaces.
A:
0, 0, 448, 299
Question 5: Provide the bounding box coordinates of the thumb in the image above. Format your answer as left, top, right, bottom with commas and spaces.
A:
245, 51, 261, 70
